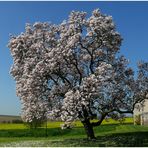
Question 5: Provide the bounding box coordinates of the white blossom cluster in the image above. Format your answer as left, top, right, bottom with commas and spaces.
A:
134, 61, 148, 104
9, 9, 147, 125
8, 23, 53, 122
60, 62, 114, 122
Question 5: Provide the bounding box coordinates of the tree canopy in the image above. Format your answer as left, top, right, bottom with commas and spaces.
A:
9, 9, 148, 139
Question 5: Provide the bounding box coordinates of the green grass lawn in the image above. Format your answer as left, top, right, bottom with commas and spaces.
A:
0, 117, 133, 129
0, 118, 148, 147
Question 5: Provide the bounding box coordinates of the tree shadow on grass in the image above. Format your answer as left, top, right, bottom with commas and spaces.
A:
96, 131, 148, 147
49, 131, 148, 147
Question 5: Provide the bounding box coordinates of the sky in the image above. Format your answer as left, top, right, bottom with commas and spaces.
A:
0, 1, 148, 116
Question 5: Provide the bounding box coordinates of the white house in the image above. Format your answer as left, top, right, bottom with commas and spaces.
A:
134, 99, 148, 125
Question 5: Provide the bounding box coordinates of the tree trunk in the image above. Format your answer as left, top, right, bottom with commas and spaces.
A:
81, 119, 96, 140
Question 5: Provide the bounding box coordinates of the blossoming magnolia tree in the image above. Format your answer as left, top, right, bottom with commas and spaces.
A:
134, 62, 148, 105
9, 9, 148, 139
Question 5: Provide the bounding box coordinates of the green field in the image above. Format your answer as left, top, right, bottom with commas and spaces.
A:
0, 117, 148, 147
0, 117, 133, 129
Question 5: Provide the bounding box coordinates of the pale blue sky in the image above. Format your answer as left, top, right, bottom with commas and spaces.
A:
0, 1, 148, 115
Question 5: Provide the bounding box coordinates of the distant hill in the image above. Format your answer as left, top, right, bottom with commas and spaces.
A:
0, 115, 21, 123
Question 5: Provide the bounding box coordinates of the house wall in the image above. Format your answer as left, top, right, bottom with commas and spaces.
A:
133, 99, 148, 125
143, 100, 148, 112
142, 100, 148, 125
141, 112, 148, 125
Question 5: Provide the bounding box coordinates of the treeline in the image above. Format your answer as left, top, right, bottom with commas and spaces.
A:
1, 119, 23, 124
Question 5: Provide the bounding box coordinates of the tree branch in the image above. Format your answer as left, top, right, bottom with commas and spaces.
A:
91, 112, 109, 127
79, 43, 94, 74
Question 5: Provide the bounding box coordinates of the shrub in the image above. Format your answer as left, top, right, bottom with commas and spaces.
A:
12, 119, 23, 123
24, 119, 46, 129
61, 122, 76, 130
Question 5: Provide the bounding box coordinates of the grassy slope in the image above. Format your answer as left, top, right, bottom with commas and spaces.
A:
0, 124, 148, 146
1, 117, 148, 146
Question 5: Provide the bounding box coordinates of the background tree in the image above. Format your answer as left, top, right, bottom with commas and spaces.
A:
132, 61, 148, 111
9, 9, 147, 139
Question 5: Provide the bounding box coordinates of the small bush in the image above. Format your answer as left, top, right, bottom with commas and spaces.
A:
12, 119, 23, 124
118, 118, 126, 124
60, 122, 76, 130
24, 120, 46, 129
